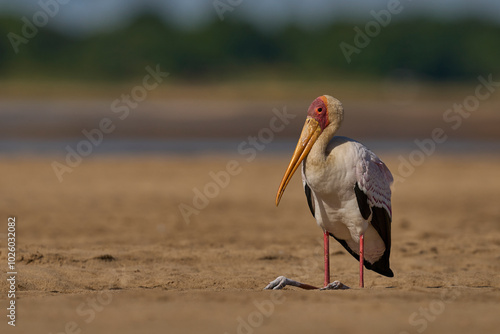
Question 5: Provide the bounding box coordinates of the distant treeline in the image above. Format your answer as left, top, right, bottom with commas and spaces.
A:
1, 13, 499, 82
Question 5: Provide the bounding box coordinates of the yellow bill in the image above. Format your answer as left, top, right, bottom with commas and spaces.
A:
276, 117, 322, 206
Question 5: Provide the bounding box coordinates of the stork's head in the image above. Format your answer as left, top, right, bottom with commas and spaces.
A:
275, 95, 344, 206
307, 95, 344, 130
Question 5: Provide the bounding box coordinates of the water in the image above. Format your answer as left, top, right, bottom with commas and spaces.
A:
0, 139, 498, 156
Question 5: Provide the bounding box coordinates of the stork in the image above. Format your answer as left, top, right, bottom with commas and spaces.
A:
265, 95, 394, 290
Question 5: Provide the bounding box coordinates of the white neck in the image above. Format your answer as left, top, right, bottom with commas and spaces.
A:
307, 123, 339, 167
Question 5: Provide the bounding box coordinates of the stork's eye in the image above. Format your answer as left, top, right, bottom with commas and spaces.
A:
317, 107, 323, 113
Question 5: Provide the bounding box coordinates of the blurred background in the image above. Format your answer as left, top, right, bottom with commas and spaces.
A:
1, 3, 500, 332
0, 0, 499, 154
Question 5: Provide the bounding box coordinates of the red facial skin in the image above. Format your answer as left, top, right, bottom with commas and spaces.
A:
307, 96, 329, 130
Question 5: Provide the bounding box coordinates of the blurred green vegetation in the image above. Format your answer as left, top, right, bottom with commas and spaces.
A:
1, 13, 499, 82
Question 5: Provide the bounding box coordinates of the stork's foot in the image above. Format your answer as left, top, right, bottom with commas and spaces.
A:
264, 276, 349, 290
320, 280, 350, 290
264, 276, 297, 290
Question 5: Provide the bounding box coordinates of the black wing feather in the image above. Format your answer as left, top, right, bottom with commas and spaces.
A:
354, 182, 371, 220
368, 206, 393, 277
304, 183, 315, 218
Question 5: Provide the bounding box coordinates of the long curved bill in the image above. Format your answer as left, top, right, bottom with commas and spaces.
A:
276, 117, 322, 206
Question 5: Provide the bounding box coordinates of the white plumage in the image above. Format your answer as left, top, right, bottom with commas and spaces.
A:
266, 95, 394, 290
302, 136, 392, 266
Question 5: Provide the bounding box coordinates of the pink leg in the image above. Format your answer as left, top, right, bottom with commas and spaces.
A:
264, 230, 350, 290
359, 234, 364, 288
324, 230, 330, 287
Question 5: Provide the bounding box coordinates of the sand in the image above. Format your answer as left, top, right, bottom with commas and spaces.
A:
0, 152, 499, 334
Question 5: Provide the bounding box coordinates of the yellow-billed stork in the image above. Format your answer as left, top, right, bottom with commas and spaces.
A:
265, 95, 394, 290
